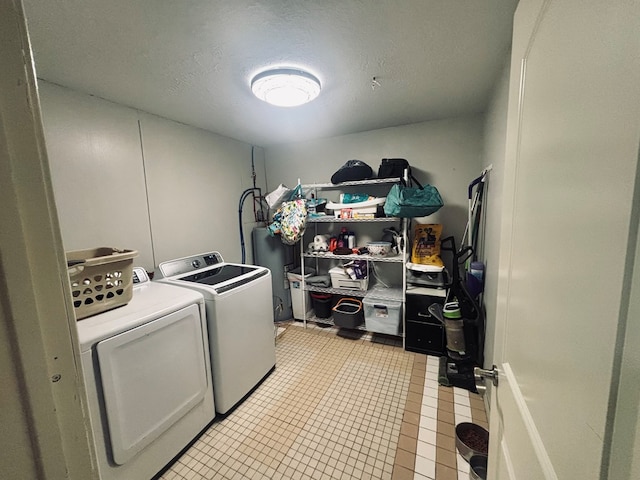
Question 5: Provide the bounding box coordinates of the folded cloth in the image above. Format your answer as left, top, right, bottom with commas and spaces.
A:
406, 262, 444, 272
326, 197, 386, 211
306, 275, 331, 287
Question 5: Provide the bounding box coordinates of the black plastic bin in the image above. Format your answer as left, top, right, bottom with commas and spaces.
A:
311, 293, 332, 318
332, 297, 364, 328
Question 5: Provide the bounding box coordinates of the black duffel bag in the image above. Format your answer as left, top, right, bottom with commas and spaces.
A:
377, 158, 409, 179
331, 160, 373, 184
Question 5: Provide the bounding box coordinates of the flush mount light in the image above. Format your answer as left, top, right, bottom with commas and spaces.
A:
251, 68, 321, 107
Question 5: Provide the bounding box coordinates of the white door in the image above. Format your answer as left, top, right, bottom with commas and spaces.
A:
97, 304, 209, 465
488, 1, 640, 479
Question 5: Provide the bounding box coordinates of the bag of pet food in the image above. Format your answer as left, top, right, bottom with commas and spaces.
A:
411, 223, 444, 267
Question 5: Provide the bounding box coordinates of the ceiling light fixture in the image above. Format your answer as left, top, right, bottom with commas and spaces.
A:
251, 68, 321, 107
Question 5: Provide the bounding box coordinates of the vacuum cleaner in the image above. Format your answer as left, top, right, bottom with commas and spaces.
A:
426, 168, 489, 392
429, 235, 485, 392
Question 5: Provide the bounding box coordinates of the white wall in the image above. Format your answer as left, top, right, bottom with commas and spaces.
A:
139, 112, 264, 264
39, 82, 155, 268
38, 82, 264, 271
264, 116, 485, 250
479, 58, 511, 371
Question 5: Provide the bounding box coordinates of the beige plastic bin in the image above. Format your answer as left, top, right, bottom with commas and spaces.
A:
66, 247, 138, 320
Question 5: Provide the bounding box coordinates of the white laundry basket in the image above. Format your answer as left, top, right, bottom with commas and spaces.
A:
287, 267, 315, 320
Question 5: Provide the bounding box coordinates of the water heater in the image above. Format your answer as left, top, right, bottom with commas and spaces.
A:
252, 227, 295, 321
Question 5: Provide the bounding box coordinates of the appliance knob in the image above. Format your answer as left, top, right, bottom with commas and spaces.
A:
192, 260, 201, 269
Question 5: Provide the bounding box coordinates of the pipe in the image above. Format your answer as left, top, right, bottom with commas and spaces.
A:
239, 187, 261, 264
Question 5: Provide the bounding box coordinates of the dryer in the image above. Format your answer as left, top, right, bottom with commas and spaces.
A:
156, 251, 276, 414
77, 268, 214, 480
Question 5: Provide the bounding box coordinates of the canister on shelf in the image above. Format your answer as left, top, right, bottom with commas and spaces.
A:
347, 232, 356, 249
338, 227, 348, 248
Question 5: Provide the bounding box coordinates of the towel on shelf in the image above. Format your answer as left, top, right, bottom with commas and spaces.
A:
306, 275, 331, 287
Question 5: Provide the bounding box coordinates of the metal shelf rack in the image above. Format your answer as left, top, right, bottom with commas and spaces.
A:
299, 176, 409, 346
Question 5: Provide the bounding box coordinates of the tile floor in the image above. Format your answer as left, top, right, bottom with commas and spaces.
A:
159, 322, 488, 480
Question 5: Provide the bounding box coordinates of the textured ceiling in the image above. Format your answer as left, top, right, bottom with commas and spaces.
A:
23, 0, 518, 146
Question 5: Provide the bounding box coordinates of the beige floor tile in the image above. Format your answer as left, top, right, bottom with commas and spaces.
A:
397, 434, 417, 454
438, 398, 455, 414
408, 383, 423, 395
413, 355, 427, 366
405, 391, 423, 405
399, 422, 419, 439
394, 448, 416, 470
471, 406, 488, 423
437, 419, 456, 438
435, 462, 459, 480
436, 432, 456, 453
475, 419, 490, 430
391, 465, 414, 480
411, 380, 425, 392
160, 323, 489, 480
438, 386, 454, 401
403, 400, 422, 415
438, 409, 455, 426
436, 446, 457, 469
402, 410, 420, 426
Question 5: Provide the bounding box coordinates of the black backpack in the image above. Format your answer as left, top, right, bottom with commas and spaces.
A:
377, 158, 410, 179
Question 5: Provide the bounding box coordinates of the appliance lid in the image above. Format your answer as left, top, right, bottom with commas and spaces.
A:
76, 282, 205, 351
178, 264, 262, 286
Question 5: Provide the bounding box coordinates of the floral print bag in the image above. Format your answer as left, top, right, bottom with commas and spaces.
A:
279, 198, 308, 245
267, 184, 308, 245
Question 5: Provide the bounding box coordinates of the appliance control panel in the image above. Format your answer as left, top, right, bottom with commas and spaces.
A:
157, 251, 224, 277
132, 267, 150, 284
203, 254, 220, 266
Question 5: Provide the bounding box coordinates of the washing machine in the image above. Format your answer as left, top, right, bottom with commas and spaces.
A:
156, 251, 276, 414
77, 268, 215, 480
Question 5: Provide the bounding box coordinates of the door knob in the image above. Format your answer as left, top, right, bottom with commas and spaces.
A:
474, 366, 498, 396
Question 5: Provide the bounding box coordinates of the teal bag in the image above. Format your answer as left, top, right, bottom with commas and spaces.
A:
384, 180, 443, 218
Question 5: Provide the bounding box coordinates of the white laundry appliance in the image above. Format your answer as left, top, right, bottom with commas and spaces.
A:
156, 251, 276, 415
77, 268, 215, 480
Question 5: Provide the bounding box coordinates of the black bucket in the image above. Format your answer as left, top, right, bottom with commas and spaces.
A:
332, 298, 364, 328
311, 293, 332, 318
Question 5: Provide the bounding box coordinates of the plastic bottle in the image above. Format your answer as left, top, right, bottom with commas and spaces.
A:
348, 232, 356, 249
470, 261, 485, 283
467, 261, 485, 297
308, 193, 316, 214
338, 227, 348, 248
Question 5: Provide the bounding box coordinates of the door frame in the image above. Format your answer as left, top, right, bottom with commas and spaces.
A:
607, 158, 640, 478
0, 1, 96, 478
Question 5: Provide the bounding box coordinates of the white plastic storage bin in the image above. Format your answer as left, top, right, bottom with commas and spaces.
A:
287, 267, 315, 320
363, 287, 404, 335
329, 266, 368, 290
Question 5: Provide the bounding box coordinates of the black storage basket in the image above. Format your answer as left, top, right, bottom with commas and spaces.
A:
332, 297, 364, 328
